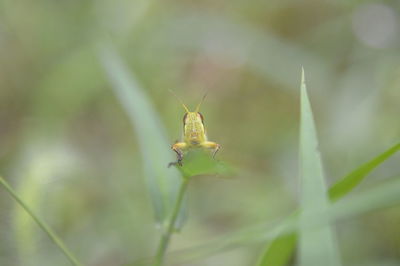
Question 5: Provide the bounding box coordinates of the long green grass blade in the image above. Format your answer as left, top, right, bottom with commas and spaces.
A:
257, 142, 400, 266
329, 177, 400, 220
298, 69, 341, 266
256, 233, 296, 266
329, 143, 400, 201
98, 44, 184, 228
0, 176, 83, 266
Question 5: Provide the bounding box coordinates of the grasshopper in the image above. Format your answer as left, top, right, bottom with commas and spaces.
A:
169, 92, 220, 167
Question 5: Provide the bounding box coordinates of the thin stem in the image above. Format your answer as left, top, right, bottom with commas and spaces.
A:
154, 179, 189, 266
0, 176, 83, 266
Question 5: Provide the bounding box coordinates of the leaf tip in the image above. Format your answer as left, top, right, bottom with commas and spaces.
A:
301, 66, 306, 87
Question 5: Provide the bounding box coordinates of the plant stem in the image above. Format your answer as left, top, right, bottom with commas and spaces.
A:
0, 176, 83, 266
154, 179, 189, 266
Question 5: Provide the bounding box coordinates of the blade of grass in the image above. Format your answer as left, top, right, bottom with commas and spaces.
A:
98, 43, 184, 229
328, 177, 400, 220
256, 233, 296, 266
298, 69, 341, 266
329, 143, 400, 201
0, 176, 83, 266
257, 143, 400, 266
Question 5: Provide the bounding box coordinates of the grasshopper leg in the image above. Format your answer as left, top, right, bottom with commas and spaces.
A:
201, 141, 221, 159
169, 142, 187, 167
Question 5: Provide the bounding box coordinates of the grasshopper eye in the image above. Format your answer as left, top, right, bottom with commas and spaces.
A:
197, 112, 204, 123
183, 113, 188, 125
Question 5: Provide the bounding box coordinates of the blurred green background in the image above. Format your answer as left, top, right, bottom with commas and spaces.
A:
0, 0, 399, 265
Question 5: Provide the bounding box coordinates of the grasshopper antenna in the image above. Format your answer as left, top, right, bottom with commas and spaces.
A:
169, 89, 190, 113
195, 92, 208, 112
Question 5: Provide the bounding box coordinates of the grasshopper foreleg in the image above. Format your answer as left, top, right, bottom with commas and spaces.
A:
169, 142, 187, 167
201, 141, 221, 159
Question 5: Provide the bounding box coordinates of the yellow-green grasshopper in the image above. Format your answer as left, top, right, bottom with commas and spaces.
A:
169, 92, 220, 167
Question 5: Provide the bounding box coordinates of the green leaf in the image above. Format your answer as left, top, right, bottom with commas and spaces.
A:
298, 69, 341, 266
257, 141, 400, 266
329, 143, 400, 201
257, 234, 297, 266
172, 150, 234, 178
328, 177, 400, 220
98, 44, 184, 229
256, 233, 296, 266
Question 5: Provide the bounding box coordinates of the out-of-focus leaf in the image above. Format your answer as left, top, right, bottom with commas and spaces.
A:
298, 69, 341, 266
0, 176, 82, 266
172, 150, 234, 178
98, 44, 184, 229
257, 142, 400, 266
328, 177, 400, 220
329, 143, 400, 201
11, 141, 78, 266
256, 233, 296, 266
257, 230, 297, 266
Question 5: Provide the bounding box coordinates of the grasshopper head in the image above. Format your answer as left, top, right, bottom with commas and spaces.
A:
183, 112, 204, 125
183, 92, 207, 125
169, 90, 207, 125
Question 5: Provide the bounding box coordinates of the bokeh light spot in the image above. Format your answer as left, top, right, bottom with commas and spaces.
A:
352, 3, 398, 49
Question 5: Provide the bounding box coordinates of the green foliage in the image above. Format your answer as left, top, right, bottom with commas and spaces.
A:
329, 143, 400, 201
257, 141, 400, 266
298, 70, 341, 266
257, 233, 296, 266
1, 1, 399, 265
258, 65, 389, 266
172, 150, 234, 178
